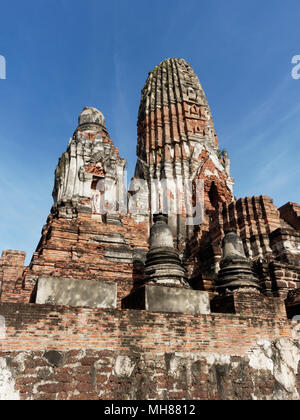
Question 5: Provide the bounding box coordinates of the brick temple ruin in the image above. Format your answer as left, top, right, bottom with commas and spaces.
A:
0, 58, 300, 400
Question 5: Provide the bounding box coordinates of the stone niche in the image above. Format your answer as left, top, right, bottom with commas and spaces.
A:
35, 277, 117, 309
285, 289, 300, 319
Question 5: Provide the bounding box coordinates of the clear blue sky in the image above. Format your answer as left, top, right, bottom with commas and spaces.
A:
0, 0, 300, 263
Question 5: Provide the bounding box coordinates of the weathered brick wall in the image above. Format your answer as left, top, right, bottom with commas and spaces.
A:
270, 228, 300, 265
186, 196, 300, 298
0, 302, 299, 400
0, 214, 149, 307
1, 347, 299, 400
0, 302, 291, 354
253, 260, 300, 299
280, 202, 300, 231
216, 196, 281, 260
0, 251, 26, 303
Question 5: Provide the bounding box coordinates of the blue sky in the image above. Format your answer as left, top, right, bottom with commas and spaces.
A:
0, 0, 299, 263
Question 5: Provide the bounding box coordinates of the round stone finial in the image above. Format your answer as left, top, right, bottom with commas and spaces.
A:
149, 214, 174, 249
78, 107, 105, 128
153, 213, 169, 225
222, 229, 246, 259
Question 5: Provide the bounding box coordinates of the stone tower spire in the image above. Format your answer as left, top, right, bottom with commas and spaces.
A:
52, 107, 126, 221
131, 58, 234, 246
137, 58, 218, 160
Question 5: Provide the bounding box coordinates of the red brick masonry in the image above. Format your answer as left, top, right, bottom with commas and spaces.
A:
1, 301, 299, 400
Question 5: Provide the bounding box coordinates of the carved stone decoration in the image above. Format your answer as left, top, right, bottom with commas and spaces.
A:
144, 214, 189, 287
52, 107, 126, 220
216, 229, 261, 293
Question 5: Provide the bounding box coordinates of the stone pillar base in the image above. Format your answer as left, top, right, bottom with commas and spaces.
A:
211, 291, 287, 318
122, 285, 211, 315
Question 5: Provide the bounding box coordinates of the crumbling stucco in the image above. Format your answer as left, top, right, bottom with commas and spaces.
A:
1, 338, 300, 400
0, 358, 20, 400
248, 338, 300, 400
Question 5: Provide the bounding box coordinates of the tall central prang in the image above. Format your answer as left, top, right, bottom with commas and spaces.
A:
130, 58, 234, 247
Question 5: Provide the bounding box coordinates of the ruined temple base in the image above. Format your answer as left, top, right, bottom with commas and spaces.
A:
122, 284, 211, 315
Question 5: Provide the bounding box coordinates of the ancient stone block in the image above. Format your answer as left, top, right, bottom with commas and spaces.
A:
35, 277, 117, 309
123, 284, 211, 315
